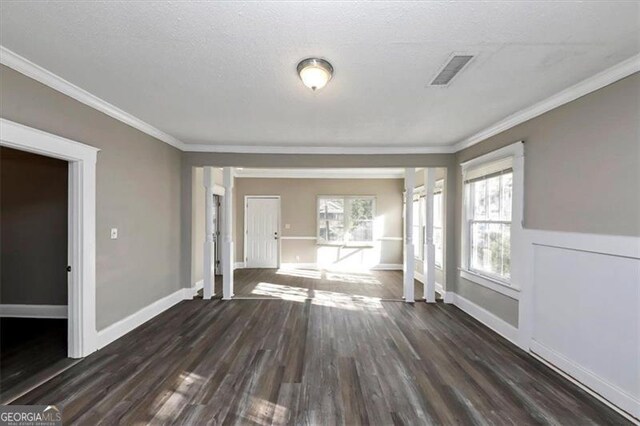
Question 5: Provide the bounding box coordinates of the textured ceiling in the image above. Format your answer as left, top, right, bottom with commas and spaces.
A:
0, 1, 638, 150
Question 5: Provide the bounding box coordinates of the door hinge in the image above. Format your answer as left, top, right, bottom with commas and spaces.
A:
66, 265, 72, 272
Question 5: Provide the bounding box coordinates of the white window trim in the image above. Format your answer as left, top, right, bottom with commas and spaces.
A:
460, 141, 524, 298
316, 195, 376, 246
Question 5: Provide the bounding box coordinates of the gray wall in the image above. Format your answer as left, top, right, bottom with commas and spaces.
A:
0, 65, 183, 330
454, 72, 640, 327
1, 147, 68, 305
234, 177, 404, 265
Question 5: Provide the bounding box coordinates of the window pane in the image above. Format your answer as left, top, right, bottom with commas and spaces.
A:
412, 199, 421, 256
434, 193, 443, 227
470, 221, 511, 281
502, 224, 511, 279
500, 173, 513, 221
319, 198, 344, 221
319, 220, 344, 242
487, 175, 501, 220
349, 198, 373, 221
347, 198, 374, 242
472, 180, 487, 220
434, 227, 443, 268
350, 220, 373, 242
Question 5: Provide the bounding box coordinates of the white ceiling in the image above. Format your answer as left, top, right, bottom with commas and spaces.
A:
0, 1, 638, 152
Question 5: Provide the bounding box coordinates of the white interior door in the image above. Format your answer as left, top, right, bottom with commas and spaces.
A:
246, 197, 279, 268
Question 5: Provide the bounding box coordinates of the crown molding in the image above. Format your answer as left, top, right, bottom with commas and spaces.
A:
454, 54, 640, 152
183, 143, 457, 154
235, 168, 406, 179
3, 45, 636, 156
0, 45, 187, 150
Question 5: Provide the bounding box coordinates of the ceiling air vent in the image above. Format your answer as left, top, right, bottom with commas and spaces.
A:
430, 55, 474, 86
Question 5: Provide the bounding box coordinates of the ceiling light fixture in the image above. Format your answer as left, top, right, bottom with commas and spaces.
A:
297, 58, 333, 91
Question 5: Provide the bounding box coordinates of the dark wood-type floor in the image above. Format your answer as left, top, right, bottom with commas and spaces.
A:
13, 270, 629, 425
0, 318, 76, 403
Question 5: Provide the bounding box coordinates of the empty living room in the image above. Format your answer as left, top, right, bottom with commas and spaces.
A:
0, 1, 638, 424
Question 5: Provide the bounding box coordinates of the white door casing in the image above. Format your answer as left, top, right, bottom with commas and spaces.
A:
245, 196, 280, 268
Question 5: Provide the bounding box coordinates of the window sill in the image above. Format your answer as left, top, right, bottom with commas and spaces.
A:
459, 269, 520, 300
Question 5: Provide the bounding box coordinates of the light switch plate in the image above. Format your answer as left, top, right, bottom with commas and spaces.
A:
110, 228, 118, 239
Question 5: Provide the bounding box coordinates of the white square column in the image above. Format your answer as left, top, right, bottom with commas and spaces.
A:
203, 167, 215, 300
222, 167, 235, 300
423, 168, 436, 303
403, 168, 415, 303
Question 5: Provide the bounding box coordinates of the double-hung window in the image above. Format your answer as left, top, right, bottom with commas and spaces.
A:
317, 196, 375, 244
433, 180, 444, 269
412, 196, 423, 259
461, 142, 523, 294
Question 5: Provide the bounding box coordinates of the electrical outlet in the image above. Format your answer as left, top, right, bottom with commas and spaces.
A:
110, 228, 118, 239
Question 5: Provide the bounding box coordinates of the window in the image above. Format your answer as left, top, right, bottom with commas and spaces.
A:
412, 197, 423, 259
466, 170, 512, 281
461, 141, 523, 293
433, 180, 444, 268
318, 196, 375, 244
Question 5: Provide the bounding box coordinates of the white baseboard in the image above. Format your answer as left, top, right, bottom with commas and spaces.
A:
234, 262, 245, 269
531, 340, 639, 421
443, 292, 454, 304
97, 288, 188, 349
0, 304, 67, 319
194, 280, 203, 291
450, 292, 519, 346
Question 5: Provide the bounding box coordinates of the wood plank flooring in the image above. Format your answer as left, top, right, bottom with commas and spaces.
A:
12, 270, 630, 425
228, 268, 423, 300
0, 318, 76, 403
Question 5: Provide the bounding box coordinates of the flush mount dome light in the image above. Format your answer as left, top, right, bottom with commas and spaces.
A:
297, 58, 333, 91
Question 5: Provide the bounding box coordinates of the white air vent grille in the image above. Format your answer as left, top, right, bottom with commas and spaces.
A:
430, 55, 474, 86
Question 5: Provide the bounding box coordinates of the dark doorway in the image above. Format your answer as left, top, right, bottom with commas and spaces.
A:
0, 147, 73, 403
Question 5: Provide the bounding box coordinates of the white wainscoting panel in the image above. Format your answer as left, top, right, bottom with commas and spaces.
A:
529, 233, 640, 419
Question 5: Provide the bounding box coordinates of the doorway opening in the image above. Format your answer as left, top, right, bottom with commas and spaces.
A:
0, 147, 80, 403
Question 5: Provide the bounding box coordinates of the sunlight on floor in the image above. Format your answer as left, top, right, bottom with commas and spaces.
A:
243, 396, 289, 425
251, 282, 384, 311
252, 282, 309, 302
276, 268, 381, 285
151, 371, 205, 423
275, 268, 322, 280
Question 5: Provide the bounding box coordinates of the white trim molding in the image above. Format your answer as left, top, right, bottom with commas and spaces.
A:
185, 144, 455, 155
3, 46, 637, 155
455, 54, 640, 151
234, 262, 246, 269
459, 270, 520, 300
235, 168, 407, 179
0, 46, 185, 151
97, 288, 189, 349
0, 304, 67, 319
451, 293, 519, 345
1, 119, 99, 359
